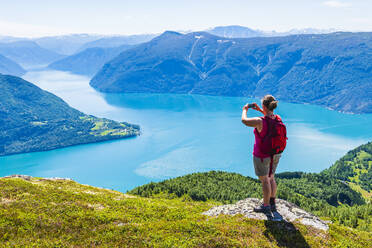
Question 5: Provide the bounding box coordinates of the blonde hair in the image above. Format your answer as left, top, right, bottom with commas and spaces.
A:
262, 95, 278, 111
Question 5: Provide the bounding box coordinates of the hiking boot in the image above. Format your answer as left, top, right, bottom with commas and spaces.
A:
270, 204, 277, 212
270, 197, 276, 212
253, 204, 271, 214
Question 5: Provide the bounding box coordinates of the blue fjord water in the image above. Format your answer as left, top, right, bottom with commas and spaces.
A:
0, 70, 371, 192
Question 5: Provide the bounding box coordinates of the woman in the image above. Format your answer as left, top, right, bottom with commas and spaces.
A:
241, 95, 282, 215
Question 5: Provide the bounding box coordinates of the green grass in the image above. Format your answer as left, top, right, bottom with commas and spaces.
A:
348, 182, 372, 202
91, 121, 104, 131
322, 141, 372, 192
85, 117, 133, 137
358, 151, 372, 160
129, 171, 371, 232
79, 116, 92, 121
97, 129, 128, 137
0, 177, 370, 247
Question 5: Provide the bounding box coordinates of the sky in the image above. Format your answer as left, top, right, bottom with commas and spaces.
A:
0, 0, 371, 37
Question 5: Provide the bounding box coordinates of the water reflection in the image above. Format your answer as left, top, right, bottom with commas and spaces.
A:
102, 92, 247, 112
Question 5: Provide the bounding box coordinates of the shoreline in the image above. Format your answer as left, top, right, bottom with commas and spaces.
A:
0, 131, 140, 158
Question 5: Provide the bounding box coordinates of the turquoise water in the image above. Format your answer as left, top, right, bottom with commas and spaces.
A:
1, 70, 371, 192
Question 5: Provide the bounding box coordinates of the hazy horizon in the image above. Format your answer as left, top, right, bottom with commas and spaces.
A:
0, 26, 351, 39
0, 0, 371, 38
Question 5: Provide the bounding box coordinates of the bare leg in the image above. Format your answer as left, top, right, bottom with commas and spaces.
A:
268, 175, 277, 198
258, 175, 271, 205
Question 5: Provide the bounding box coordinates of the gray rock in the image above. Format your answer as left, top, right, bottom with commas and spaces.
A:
203, 198, 329, 231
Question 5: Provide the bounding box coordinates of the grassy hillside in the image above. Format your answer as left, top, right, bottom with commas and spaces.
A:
0, 74, 140, 156
0, 176, 370, 247
130, 142, 372, 233
129, 171, 371, 232
129, 171, 364, 206
322, 142, 372, 193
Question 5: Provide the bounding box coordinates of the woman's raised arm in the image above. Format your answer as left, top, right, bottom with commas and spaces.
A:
241, 105, 262, 128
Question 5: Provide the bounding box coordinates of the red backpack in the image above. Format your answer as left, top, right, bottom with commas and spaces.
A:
260, 115, 287, 176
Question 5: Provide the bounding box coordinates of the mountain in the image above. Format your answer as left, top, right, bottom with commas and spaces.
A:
0, 175, 370, 247
90, 31, 372, 114
0, 35, 25, 43
282, 28, 339, 36
47, 45, 132, 76
0, 41, 64, 67
0, 54, 26, 76
206, 25, 265, 38
34, 34, 103, 55
77, 34, 156, 51
205, 26, 339, 38
0, 74, 139, 156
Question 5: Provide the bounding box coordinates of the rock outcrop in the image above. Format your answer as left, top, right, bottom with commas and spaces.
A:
203, 198, 329, 231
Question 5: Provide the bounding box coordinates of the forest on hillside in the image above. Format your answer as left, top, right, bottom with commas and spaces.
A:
130, 142, 372, 232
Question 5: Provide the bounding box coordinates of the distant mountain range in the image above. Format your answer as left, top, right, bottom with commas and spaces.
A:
206, 25, 339, 38
0, 74, 140, 156
0, 34, 155, 72
46, 35, 157, 76
34, 34, 104, 55
0, 54, 25, 76
0, 41, 64, 68
34, 34, 155, 55
77, 34, 156, 52
0, 34, 155, 58
90, 31, 372, 114
0, 26, 339, 55
0, 35, 25, 43
0, 26, 341, 70
206, 26, 264, 38
47, 45, 133, 76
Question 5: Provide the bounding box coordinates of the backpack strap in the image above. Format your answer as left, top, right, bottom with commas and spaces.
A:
269, 154, 274, 177
263, 115, 275, 137
255, 116, 266, 138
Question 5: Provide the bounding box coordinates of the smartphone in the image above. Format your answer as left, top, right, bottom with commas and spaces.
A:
248, 103, 255, 108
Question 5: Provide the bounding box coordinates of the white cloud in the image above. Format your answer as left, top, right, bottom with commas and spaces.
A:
323, 1, 351, 8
